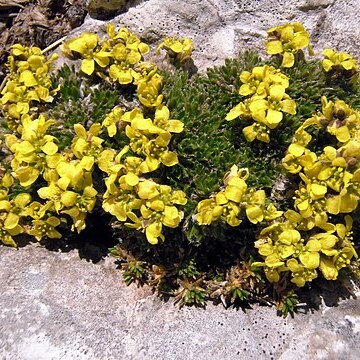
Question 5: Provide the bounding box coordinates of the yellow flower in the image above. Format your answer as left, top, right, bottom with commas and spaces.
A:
71, 123, 103, 159
27, 200, 54, 220
102, 107, 123, 137
139, 133, 179, 173
152, 105, 184, 134
118, 180, 187, 244
136, 74, 164, 108
334, 246, 357, 272
1, 82, 35, 119
282, 145, 317, 174
105, 24, 149, 55
4, 115, 59, 187
322, 49, 358, 73
0, 193, 29, 247
1, 173, 14, 188
226, 66, 296, 143
225, 100, 252, 121
62, 33, 111, 75
60, 186, 98, 233
196, 197, 241, 227
255, 223, 300, 266
245, 190, 266, 224
97, 24, 150, 84
266, 22, 312, 67
264, 203, 283, 221
286, 258, 317, 287
242, 123, 270, 143
28, 216, 62, 241
0, 215, 23, 247
55, 158, 93, 192
196, 198, 221, 225
238, 65, 289, 97
145, 221, 164, 245
249, 85, 296, 129
1, 44, 58, 125
319, 256, 338, 280
156, 37, 194, 62
196, 165, 280, 226
98, 149, 117, 174
137, 179, 160, 200
102, 184, 143, 222
326, 193, 358, 215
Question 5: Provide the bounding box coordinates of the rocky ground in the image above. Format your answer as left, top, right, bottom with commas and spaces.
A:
1, 244, 360, 360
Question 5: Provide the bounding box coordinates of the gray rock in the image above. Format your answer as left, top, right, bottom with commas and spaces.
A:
64, 0, 360, 72
1, 244, 360, 359
297, 0, 334, 11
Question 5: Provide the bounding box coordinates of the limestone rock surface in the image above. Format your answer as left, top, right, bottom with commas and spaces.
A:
1, 245, 360, 359
68, 0, 360, 72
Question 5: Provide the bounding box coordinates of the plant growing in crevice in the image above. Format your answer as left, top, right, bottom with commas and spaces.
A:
1, 22, 360, 316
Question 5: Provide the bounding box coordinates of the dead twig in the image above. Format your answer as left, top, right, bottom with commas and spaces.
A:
41, 35, 67, 54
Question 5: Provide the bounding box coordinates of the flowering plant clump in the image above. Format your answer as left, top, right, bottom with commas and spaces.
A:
61, 24, 164, 108
265, 22, 313, 68
61, 32, 112, 76
0, 24, 188, 246
98, 104, 187, 244
61, 25, 193, 109
5, 114, 59, 187
226, 65, 296, 142
283, 96, 360, 217
1, 21, 360, 313
253, 97, 360, 287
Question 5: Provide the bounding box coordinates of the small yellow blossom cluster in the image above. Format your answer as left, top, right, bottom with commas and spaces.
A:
102, 105, 183, 171
226, 65, 296, 143
253, 213, 356, 286
5, 114, 59, 187
61, 24, 162, 108
0, 150, 62, 247
0, 49, 70, 245
322, 49, 358, 73
99, 104, 187, 244
0, 99, 187, 246
265, 22, 313, 68
2, 115, 100, 241
253, 97, 360, 286
195, 165, 282, 227
60, 25, 190, 244
0, 175, 29, 247
322, 49, 359, 85
156, 37, 193, 63
0, 188, 63, 247
35, 123, 101, 233
62, 24, 193, 109
284, 96, 360, 217
0, 44, 58, 131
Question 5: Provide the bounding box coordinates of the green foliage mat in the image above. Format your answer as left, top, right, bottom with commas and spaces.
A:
2, 44, 360, 315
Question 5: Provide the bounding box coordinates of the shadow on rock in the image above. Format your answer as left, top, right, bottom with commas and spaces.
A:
41, 212, 119, 264
297, 277, 358, 314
